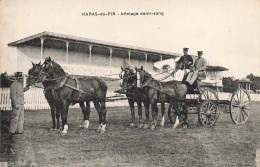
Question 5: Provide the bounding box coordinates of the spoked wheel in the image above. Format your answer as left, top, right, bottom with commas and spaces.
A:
198, 100, 218, 126
168, 103, 186, 125
230, 88, 251, 124
199, 88, 220, 118
199, 88, 219, 101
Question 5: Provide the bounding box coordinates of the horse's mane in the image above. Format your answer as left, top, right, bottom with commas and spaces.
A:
51, 60, 66, 76
142, 69, 153, 79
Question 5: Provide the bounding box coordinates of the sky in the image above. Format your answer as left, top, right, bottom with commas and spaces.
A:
0, 0, 259, 79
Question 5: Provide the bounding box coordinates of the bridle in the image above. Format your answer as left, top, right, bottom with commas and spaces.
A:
119, 69, 137, 88
136, 69, 153, 88
27, 63, 48, 86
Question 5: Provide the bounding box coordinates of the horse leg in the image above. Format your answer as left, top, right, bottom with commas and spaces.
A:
160, 103, 165, 127
128, 99, 136, 128
79, 102, 90, 129
60, 101, 70, 134
100, 100, 107, 133
173, 101, 180, 129
151, 100, 158, 131
55, 104, 60, 130
49, 103, 56, 130
182, 102, 188, 128
137, 101, 143, 128
143, 102, 150, 129
93, 100, 102, 132
168, 103, 174, 124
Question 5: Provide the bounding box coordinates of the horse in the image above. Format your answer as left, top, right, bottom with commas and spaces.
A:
119, 66, 148, 128
27, 62, 61, 130
135, 66, 189, 129
38, 57, 108, 134
120, 66, 168, 129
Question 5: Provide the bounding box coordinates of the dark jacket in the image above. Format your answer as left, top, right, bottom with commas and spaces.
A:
176, 54, 193, 70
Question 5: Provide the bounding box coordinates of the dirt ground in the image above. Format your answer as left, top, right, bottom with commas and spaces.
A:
1, 102, 260, 167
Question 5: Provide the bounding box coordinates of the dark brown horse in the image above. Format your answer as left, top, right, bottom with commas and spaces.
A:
27, 62, 61, 130
119, 67, 148, 128
135, 67, 189, 130
37, 57, 108, 134
120, 67, 168, 129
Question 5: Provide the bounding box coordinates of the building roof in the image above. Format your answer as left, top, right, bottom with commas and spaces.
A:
206, 66, 229, 71
236, 78, 253, 83
8, 31, 181, 59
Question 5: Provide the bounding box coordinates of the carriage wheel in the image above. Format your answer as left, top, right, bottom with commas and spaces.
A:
168, 103, 186, 125
199, 88, 219, 101
230, 88, 251, 124
199, 88, 220, 118
198, 100, 218, 126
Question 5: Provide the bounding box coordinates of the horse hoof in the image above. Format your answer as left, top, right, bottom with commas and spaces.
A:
150, 124, 156, 131
160, 124, 164, 127
143, 124, 149, 129
60, 132, 67, 136
182, 124, 188, 129
173, 125, 178, 129
100, 130, 106, 134
138, 124, 144, 128
129, 123, 135, 128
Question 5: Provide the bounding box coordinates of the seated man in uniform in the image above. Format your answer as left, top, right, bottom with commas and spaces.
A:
174, 48, 193, 81
185, 51, 207, 88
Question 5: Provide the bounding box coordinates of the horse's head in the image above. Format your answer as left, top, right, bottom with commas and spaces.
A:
119, 66, 136, 88
135, 66, 152, 88
43, 57, 66, 78
27, 62, 47, 86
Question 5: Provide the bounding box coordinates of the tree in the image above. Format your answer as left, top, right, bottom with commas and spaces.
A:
222, 77, 238, 93
246, 73, 260, 92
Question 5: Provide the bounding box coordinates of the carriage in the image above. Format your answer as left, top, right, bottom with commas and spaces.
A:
117, 65, 251, 128
167, 82, 251, 127
27, 58, 251, 134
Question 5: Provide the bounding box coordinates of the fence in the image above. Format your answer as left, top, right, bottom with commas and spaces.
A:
0, 88, 128, 111
1, 87, 259, 111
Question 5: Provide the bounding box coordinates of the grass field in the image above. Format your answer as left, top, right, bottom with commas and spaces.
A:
1, 102, 260, 167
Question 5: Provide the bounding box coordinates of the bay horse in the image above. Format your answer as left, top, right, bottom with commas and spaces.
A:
39, 57, 108, 134
135, 66, 189, 130
27, 62, 61, 130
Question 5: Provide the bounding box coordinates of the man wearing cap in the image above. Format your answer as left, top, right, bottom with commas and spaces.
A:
9, 72, 30, 134
176, 48, 194, 71
185, 51, 207, 86
174, 48, 194, 81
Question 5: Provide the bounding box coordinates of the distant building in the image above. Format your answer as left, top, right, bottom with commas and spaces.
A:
8, 31, 180, 78
236, 78, 253, 93
205, 65, 229, 92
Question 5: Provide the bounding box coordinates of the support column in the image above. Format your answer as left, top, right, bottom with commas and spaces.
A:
246, 83, 248, 90
128, 50, 131, 66
144, 53, 147, 70
66, 41, 69, 64
40, 37, 45, 62
23, 75, 27, 87
89, 45, 92, 66
160, 55, 163, 61
109, 48, 113, 68
249, 83, 251, 90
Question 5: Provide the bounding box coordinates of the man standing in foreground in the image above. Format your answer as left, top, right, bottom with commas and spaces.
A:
9, 72, 30, 134
185, 51, 207, 86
